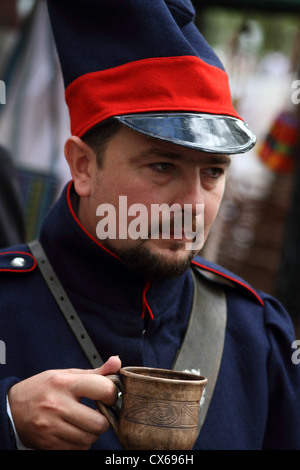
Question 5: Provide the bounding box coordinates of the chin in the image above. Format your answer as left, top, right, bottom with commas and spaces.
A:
128, 241, 197, 280
102, 238, 198, 280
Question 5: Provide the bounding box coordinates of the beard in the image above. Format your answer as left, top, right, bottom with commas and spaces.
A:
102, 237, 198, 280
99, 211, 203, 280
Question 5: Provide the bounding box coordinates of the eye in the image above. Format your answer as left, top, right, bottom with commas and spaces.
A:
150, 162, 175, 173
202, 167, 225, 179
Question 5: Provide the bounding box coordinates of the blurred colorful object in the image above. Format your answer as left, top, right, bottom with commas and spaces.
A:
258, 111, 300, 173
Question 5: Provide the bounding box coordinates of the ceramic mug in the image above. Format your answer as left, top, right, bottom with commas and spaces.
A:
96, 366, 207, 450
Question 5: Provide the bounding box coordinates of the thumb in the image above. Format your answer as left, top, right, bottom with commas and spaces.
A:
92, 355, 122, 377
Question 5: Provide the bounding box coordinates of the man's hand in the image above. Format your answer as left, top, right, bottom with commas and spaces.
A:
7, 355, 121, 450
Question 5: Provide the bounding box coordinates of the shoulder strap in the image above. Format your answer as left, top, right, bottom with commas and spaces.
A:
173, 266, 227, 435
27, 239, 104, 368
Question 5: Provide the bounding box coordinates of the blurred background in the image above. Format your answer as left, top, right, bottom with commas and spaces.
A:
0, 0, 299, 335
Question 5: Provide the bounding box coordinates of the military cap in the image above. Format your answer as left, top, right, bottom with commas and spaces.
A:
47, 0, 256, 154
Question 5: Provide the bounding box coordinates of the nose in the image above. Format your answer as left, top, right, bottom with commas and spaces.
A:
173, 173, 204, 216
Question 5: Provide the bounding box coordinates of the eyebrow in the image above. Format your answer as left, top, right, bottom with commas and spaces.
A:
130, 147, 231, 166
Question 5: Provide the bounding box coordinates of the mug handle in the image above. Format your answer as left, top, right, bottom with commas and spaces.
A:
96, 374, 123, 433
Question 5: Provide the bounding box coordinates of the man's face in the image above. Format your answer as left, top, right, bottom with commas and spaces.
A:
77, 126, 230, 279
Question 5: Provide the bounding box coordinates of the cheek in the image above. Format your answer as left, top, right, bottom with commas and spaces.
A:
91, 171, 126, 205
118, 180, 166, 210
93, 177, 160, 228
203, 189, 224, 231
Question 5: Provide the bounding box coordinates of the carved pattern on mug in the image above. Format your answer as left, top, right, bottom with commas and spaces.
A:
124, 396, 199, 429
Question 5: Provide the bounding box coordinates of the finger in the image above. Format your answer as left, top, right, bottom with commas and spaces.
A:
52, 429, 99, 451
62, 356, 121, 377
30, 407, 105, 451
58, 415, 109, 446
34, 399, 110, 450
63, 401, 110, 435
40, 422, 104, 450
69, 374, 118, 405
93, 355, 122, 376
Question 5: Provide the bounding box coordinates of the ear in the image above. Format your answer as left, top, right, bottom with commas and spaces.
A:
64, 136, 95, 197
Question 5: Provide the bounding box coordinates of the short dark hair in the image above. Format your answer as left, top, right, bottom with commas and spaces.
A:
82, 118, 124, 167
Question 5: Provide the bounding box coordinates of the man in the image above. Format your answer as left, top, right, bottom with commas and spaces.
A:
0, 0, 299, 450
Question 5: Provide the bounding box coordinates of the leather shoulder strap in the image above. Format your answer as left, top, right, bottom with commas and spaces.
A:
173, 265, 227, 435
28, 240, 104, 368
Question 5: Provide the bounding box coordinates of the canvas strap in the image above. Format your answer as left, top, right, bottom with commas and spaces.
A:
173, 266, 227, 434
28, 240, 227, 435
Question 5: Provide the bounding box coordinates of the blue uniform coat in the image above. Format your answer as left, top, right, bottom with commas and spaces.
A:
0, 182, 299, 450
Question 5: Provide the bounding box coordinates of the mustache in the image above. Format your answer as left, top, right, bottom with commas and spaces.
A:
149, 211, 201, 239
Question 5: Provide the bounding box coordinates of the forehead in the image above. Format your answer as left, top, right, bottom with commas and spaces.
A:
106, 125, 231, 166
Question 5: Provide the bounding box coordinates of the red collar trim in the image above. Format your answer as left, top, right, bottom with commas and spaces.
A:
66, 181, 121, 261
141, 279, 154, 320
192, 259, 264, 306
